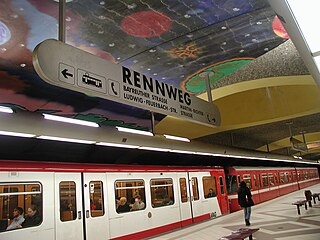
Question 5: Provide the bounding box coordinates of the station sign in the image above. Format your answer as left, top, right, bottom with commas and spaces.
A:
33, 39, 220, 126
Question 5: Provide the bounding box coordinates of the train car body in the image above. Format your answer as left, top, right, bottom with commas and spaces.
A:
226, 166, 320, 212
0, 160, 319, 239
0, 160, 228, 240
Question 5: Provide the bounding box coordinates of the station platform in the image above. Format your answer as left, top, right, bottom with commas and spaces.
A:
150, 183, 320, 240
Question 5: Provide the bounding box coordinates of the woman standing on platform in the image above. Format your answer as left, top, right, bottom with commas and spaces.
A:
238, 181, 254, 226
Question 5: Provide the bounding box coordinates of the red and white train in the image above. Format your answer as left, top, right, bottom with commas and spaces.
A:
225, 166, 320, 212
0, 160, 319, 240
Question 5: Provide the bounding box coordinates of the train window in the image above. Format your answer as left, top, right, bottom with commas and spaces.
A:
191, 177, 199, 201
253, 174, 259, 188
179, 178, 188, 203
60, 181, 77, 221
284, 172, 289, 183
314, 170, 318, 178
261, 173, 268, 187
89, 181, 104, 217
219, 176, 225, 194
288, 172, 292, 182
280, 172, 285, 184
243, 174, 252, 189
115, 180, 145, 213
0, 183, 42, 232
268, 173, 275, 186
297, 171, 301, 181
274, 173, 279, 185
293, 172, 297, 181
150, 179, 174, 208
202, 176, 217, 198
226, 175, 238, 194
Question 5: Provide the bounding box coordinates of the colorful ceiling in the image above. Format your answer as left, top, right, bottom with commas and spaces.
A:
1, 0, 318, 161
0, 0, 287, 127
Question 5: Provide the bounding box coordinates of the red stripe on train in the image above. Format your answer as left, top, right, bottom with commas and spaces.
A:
111, 214, 210, 240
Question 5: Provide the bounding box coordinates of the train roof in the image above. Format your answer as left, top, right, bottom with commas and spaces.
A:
0, 160, 224, 173
226, 166, 317, 171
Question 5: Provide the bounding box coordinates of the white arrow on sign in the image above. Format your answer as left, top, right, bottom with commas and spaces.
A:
33, 39, 220, 127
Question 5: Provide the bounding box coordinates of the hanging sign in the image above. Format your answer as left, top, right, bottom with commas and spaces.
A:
33, 39, 220, 127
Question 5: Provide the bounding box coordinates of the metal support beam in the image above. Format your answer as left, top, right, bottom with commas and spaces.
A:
150, 111, 155, 136
59, 0, 66, 43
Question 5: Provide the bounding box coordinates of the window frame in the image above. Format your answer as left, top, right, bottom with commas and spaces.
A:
202, 176, 217, 199
150, 178, 174, 208
114, 179, 146, 214
0, 182, 43, 231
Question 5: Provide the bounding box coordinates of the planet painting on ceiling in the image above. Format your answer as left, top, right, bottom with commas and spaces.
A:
182, 58, 254, 94
272, 16, 289, 39
0, 21, 11, 45
121, 11, 172, 38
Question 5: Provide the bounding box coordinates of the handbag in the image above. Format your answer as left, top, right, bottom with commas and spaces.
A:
247, 197, 254, 206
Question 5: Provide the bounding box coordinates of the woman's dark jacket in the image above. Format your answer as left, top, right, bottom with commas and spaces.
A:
22, 214, 41, 227
238, 184, 253, 207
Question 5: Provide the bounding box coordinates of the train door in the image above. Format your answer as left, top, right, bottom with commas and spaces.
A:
188, 173, 201, 221
177, 172, 192, 226
83, 173, 109, 240
188, 172, 221, 222
55, 173, 84, 240
218, 175, 229, 214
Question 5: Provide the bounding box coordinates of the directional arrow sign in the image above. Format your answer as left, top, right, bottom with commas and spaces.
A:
33, 39, 220, 127
61, 69, 73, 79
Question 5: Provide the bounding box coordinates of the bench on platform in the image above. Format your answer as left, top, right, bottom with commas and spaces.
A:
312, 193, 320, 204
292, 199, 308, 215
219, 228, 259, 240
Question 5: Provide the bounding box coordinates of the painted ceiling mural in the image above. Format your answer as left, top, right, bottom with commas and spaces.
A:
0, 0, 288, 131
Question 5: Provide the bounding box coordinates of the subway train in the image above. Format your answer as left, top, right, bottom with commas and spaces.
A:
0, 160, 319, 240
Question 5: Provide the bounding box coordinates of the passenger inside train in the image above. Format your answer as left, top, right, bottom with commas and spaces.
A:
21, 205, 41, 228
130, 195, 145, 211
60, 201, 77, 221
162, 196, 174, 206
6, 207, 24, 231
90, 199, 96, 211
206, 188, 216, 198
116, 197, 131, 213
95, 198, 103, 210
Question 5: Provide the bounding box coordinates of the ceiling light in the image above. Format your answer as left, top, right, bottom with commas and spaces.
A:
0, 106, 13, 113
116, 126, 153, 136
37, 135, 95, 144
170, 149, 195, 154
139, 146, 170, 152
164, 134, 190, 142
43, 114, 99, 127
0, 130, 35, 138
194, 152, 215, 156
97, 142, 139, 149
